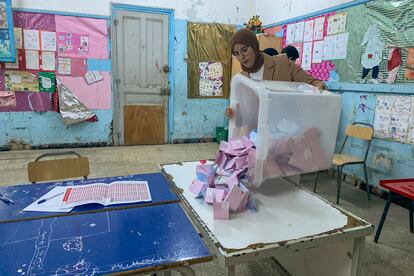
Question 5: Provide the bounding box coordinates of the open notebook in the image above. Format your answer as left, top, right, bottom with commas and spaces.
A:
23, 181, 152, 213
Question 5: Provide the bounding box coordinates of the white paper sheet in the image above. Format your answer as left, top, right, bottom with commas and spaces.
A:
301, 42, 313, 70
286, 24, 295, 44
294, 21, 305, 42
327, 12, 347, 35
23, 187, 73, 213
312, 40, 324, 63
41, 31, 57, 51
23, 29, 40, 50
84, 71, 104, 84
303, 20, 314, 42
25, 50, 40, 70
313, 17, 325, 41
323, 35, 335, 60
14, 27, 23, 49
41, 51, 56, 71
333, 33, 349, 59
58, 57, 71, 75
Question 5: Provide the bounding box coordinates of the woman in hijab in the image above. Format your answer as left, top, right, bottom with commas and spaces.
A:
226, 28, 326, 118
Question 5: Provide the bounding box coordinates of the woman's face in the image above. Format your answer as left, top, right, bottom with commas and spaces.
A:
233, 43, 256, 69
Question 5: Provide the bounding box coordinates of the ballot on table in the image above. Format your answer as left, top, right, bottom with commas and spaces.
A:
229, 74, 341, 187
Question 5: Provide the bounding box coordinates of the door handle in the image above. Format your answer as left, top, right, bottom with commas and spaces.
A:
163, 65, 170, 73
161, 88, 170, 95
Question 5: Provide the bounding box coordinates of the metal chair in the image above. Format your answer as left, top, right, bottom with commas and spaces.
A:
313, 122, 373, 204
28, 151, 89, 184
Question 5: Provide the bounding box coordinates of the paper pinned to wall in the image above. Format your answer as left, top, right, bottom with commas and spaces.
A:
313, 17, 325, 41
55, 15, 108, 59
285, 24, 295, 44
374, 95, 414, 144
327, 12, 347, 35
23, 29, 40, 50
57, 57, 71, 75
303, 20, 314, 42
5, 49, 25, 69
41, 51, 56, 71
14, 27, 23, 49
199, 61, 223, 96
39, 72, 56, 92
332, 32, 349, 60
84, 71, 103, 84
25, 50, 40, 70
301, 42, 313, 70
5, 70, 39, 92
323, 35, 335, 60
312, 40, 324, 63
294, 22, 305, 42
41, 31, 56, 51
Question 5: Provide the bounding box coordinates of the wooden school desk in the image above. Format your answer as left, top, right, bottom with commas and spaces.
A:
0, 173, 212, 275
160, 161, 374, 276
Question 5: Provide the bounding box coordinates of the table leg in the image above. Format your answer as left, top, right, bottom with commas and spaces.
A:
351, 237, 365, 276
409, 200, 413, 234
173, 267, 196, 276
374, 193, 393, 243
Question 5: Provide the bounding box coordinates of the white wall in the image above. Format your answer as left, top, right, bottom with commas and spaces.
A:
13, 0, 253, 24
255, 0, 358, 25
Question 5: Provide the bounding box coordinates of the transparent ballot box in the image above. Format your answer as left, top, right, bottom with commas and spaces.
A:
229, 74, 342, 187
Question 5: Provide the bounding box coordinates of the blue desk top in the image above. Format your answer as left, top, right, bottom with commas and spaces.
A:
0, 203, 211, 275
0, 173, 178, 223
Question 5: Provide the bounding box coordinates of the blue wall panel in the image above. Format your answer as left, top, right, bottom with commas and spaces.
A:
0, 110, 112, 146
171, 19, 229, 140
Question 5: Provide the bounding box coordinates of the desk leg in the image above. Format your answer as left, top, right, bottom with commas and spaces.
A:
374, 193, 393, 243
226, 265, 236, 276
409, 200, 413, 234
173, 267, 196, 276
351, 237, 364, 276
162, 271, 172, 276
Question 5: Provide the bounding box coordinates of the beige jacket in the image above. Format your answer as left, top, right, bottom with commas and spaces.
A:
241, 54, 326, 90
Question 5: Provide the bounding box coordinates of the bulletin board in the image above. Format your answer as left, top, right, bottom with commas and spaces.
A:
278, 0, 414, 84
0, 0, 15, 62
187, 23, 235, 99
374, 95, 414, 144
0, 10, 111, 119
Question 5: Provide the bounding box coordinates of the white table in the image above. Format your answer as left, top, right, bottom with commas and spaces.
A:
160, 161, 373, 276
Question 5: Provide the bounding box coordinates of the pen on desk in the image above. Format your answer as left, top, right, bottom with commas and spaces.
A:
37, 192, 65, 204
0, 193, 15, 204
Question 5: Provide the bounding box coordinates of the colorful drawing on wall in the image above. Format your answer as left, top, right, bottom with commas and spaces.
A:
5, 70, 39, 92
313, 17, 325, 41
40, 51, 56, 71
5, 49, 24, 69
25, 50, 40, 70
294, 21, 305, 42
361, 24, 384, 83
198, 62, 223, 97
404, 48, 414, 80
0, 29, 10, 57
301, 42, 312, 70
84, 71, 103, 85
303, 19, 314, 42
327, 13, 347, 35
332, 32, 349, 60
387, 47, 401, 84
57, 57, 71, 75
312, 40, 324, 63
285, 24, 295, 44
23, 29, 40, 50
374, 95, 414, 144
41, 31, 56, 51
57, 32, 89, 55
0, 0, 15, 61
39, 72, 56, 93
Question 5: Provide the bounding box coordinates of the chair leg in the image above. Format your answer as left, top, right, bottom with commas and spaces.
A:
374, 193, 393, 243
409, 200, 413, 234
363, 163, 371, 200
336, 166, 342, 204
313, 171, 319, 193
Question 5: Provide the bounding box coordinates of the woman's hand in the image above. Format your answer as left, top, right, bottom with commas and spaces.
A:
225, 106, 234, 119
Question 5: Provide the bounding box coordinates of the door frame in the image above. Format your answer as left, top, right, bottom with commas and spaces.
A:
111, 4, 175, 145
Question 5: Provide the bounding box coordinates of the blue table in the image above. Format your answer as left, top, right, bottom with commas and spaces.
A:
0, 173, 178, 223
0, 203, 211, 275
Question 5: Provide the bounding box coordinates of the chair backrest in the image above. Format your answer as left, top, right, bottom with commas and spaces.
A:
28, 151, 89, 183
345, 124, 374, 141
340, 122, 374, 161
